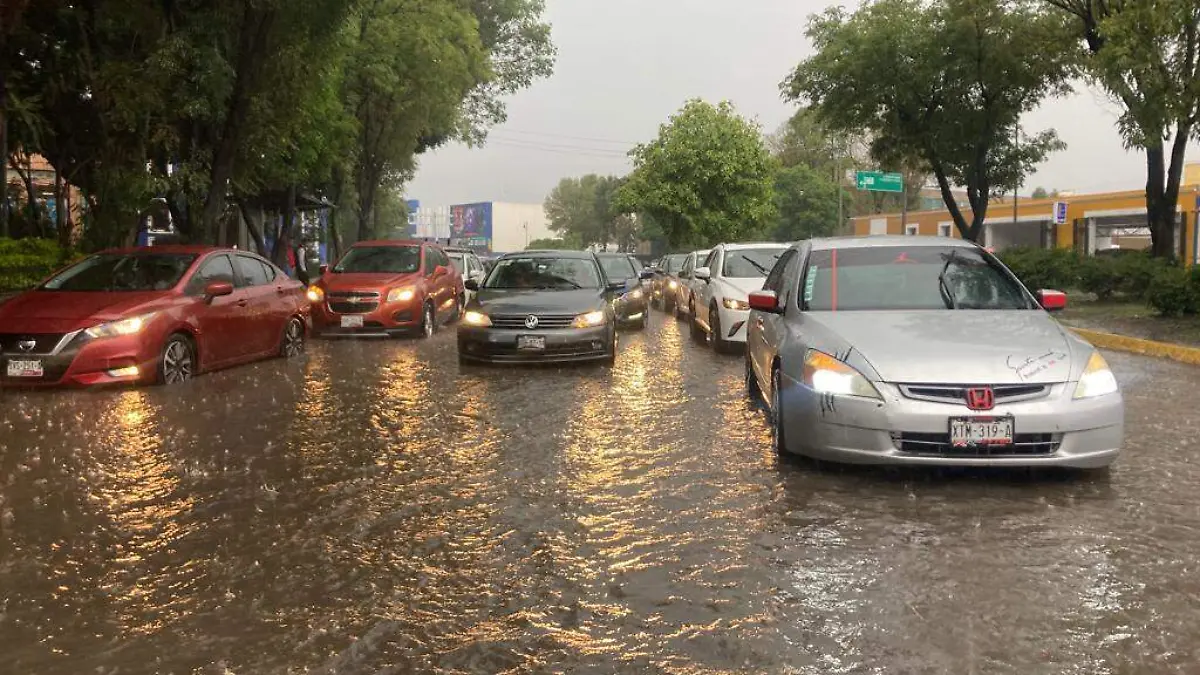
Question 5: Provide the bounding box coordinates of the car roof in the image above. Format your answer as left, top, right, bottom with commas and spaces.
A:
352, 239, 426, 248
721, 242, 790, 251
502, 249, 595, 259
97, 244, 233, 256
595, 252, 635, 258
807, 234, 981, 252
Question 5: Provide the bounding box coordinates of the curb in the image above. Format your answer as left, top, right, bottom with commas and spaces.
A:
1069, 327, 1200, 367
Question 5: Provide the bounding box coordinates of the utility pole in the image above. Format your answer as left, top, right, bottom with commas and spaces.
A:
836, 158, 844, 235
1013, 123, 1019, 225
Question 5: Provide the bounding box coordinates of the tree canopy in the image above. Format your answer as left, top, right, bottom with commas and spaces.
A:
544, 174, 639, 251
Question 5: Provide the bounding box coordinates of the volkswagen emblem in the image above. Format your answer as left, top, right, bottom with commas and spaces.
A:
524, 315, 539, 329
16, 339, 36, 353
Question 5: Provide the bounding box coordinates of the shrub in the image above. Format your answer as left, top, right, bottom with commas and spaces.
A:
0, 238, 76, 292
998, 246, 1080, 292
1146, 265, 1199, 316
1114, 251, 1167, 300
1076, 255, 1123, 300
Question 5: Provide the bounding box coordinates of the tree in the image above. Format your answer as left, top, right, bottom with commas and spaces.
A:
1047, 0, 1200, 258
1031, 186, 1049, 199
527, 236, 578, 250
616, 99, 778, 248
543, 174, 637, 249
783, 0, 1074, 242
773, 164, 841, 241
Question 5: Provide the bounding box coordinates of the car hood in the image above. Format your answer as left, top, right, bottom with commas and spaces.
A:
320, 272, 421, 291
0, 290, 172, 333
805, 310, 1080, 385
719, 277, 767, 297
473, 288, 606, 315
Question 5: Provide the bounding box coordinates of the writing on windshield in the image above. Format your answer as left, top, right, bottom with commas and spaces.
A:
485, 257, 600, 290
723, 248, 783, 278
334, 246, 421, 274
802, 246, 1034, 311
42, 253, 197, 292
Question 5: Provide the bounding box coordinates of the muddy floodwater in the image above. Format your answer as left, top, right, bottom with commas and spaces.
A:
2, 314, 1200, 674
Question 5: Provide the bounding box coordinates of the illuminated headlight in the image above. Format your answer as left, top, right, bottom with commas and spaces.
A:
723, 297, 750, 311
572, 310, 606, 328
387, 287, 416, 303
802, 349, 881, 399
463, 311, 492, 327
1074, 351, 1119, 399
306, 286, 324, 303
668, 280, 678, 289
85, 314, 153, 339
626, 288, 644, 300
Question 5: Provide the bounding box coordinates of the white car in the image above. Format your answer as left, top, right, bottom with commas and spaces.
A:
689, 243, 789, 351
446, 247, 487, 304
673, 249, 711, 321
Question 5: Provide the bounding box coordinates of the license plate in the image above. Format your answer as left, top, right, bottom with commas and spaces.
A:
517, 335, 546, 351
950, 416, 1014, 447
340, 315, 364, 328
6, 359, 44, 378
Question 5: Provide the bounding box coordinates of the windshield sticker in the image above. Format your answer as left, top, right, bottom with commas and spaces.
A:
804, 266, 818, 302
1006, 350, 1067, 380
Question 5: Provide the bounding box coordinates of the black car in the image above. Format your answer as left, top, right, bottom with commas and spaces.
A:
457, 250, 633, 364
596, 253, 654, 329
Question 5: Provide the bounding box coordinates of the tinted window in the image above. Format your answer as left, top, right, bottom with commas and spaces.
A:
803, 245, 1035, 311
235, 255, 271, 287
42, 253, 197, 292
484, 257, 602, 290
664, 254, 688, 273
259, 259, 278, 282
703, 250, 718, 269
724, 247, 786, 278
598, 255, 638, 281
186, 254, 237, 294
334, 246, 420, 274
763, 249, 796, 293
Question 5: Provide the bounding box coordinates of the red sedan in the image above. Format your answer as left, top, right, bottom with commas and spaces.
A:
0, 245, 310, 387
306, 240, 464, 337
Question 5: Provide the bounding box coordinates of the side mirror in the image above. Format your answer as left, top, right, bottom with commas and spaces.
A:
638, 268, 655, 281
748, 290, 782, 314
464, 278, 479, 291
694, 266, 711, 281
1035, 289, 1067, 312
204, 281, 234, 302
318, 264, 328, 275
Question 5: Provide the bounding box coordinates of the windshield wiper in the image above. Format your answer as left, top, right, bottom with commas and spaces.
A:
739, 254, 770, 276
937, 251, 958, 310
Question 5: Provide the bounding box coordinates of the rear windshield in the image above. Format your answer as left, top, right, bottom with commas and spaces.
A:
802, 245, 1035, 311
723, 248, 784, 278
41, 253, 197, 291
664, 254, 687, 273
485, 257, 602, 290
599, 256, 638, 281
334, 246, 420, 274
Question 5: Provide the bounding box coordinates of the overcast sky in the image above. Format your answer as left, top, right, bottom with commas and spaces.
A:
406, 0, 1198, 209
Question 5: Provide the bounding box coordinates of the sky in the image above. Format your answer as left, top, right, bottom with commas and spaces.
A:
405, 0, 1199, 209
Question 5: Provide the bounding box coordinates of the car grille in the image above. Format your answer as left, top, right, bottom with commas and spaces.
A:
490, 314, 576, 330
894, 432, 1061, 457
329, 300, 379, 314
898, 383, 1050, 405
0, 333, 68, 355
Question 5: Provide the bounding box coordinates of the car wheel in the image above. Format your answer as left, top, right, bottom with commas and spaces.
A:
663, 295, 674, 314
158, 333, 196, 385
745, 350, 763, 403
770, 367, 788, 455
280, 316, 306, 358
710, 303, 732, 353
689, 301, 707, 343
420, 302, 436, 338
638, 311, 648, 330
455, 293, 466, 322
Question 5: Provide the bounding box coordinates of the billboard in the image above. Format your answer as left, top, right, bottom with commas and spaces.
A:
405, 199, 420, 236
450, 202, 493, 251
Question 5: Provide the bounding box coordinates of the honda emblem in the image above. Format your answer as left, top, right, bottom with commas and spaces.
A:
965, 387, 994, 411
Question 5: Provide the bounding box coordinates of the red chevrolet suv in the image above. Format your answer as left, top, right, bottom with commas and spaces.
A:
306, 240, 464, 337
0, 246, 309, 387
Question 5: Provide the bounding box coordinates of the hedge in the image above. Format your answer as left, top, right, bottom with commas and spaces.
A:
0, 238, 78, 292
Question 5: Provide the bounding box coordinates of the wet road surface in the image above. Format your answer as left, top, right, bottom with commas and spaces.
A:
2, 312, 1199, 674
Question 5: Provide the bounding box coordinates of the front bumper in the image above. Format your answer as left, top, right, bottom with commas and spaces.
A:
714, 306, 751, 343
312, 297, 420, 337
0, 331, 159, 387
777, 374, 1124, 469
614, 294, 648, 324
458, 325, 614, 364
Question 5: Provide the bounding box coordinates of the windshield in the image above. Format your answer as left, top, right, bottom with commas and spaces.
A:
802, 245, 1035, 311
599, 256, 638, 281
41, 253, 197, 292
334, 246, 420, 274
447, 253, 466, 274
664, 254, 687, 273
723, 248, 785, 278
484, 257, 602, 290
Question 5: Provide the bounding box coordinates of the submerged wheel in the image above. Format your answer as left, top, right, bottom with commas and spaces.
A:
689, 302, 707, 343
771, 367, 787, 455
745, 351, 763, 403
280, 316, 306, 357
159, 334, 196, 385
420, 302, 436, 338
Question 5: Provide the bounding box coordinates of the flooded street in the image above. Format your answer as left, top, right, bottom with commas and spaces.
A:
3, 313, 1200, 674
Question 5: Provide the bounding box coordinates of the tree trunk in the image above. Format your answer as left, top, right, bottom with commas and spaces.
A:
0, 68, 7, 239
271, 184, 296, 267
237, 200, 267, 254
931, 162, 975, 240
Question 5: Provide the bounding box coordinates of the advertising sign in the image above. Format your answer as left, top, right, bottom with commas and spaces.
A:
450, 202, 493, 252
1053, 201, 1068, 225
405, 199, 420, 236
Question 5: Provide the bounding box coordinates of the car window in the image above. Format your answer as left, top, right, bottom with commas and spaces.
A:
333, 245, 421, 274
703, 250, 719, 269
484, 256, 602, 290
724, 247, 785, 278
259, 259, 278, 282
664, 254, 687, 274
448, 252, 466, 274
763, 249, 796, 294
802, 245, 1036, 311
43, 253, 198, 292
235, 255, 271, 287
186, 254, 237, 294
598, 256, 638, 281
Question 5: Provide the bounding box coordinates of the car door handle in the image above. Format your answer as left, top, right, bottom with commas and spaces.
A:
236, 299, 248, 307
275, 286, 286, 295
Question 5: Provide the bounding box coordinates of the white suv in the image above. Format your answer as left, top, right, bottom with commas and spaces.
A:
688, 243, 789, 351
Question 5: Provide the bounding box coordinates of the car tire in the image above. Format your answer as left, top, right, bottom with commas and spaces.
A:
770, 366, 788, 455
689, 301, 707, 343
280, 316, 306, 358
158, 333, 196, 385
745, 350, 763, 404
663, 295, 674, 314
710, 303, 733, 353
420, 302, 436, 339
455, 293, 465, 322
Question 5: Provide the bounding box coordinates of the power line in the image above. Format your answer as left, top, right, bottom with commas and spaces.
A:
489, 128, 641, 146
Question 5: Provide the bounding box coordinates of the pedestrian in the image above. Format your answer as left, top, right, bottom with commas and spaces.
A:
295, 240, 310, 286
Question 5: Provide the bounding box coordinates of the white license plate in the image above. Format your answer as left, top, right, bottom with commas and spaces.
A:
6, 359, 44, 378
517, 335, 546, 351
340, 315, 364, 328
950, 417, 1014, 447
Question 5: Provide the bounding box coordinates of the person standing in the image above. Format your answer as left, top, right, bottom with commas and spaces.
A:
294, 240, 310, 286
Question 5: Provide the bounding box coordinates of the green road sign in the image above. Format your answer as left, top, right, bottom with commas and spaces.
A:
855, 171, 904, 193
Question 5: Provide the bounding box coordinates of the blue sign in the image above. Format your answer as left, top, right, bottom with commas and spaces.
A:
405, 199, 420, 236
1053, 201, 1068, 225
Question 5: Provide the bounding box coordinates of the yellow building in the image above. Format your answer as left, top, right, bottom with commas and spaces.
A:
850, 162, 1200, 264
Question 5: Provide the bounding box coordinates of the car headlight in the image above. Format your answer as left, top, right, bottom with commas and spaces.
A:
668, 280, 678, 289
463, 311, 492, 327
722, 297, 750, 311
802, 349, 882, 399
306, 286, 324, 303
1074, 351, 1119, 399
572, 310, 606, 328
626, 288, 644, 300
387, 287, 416, 303
85, 313, 153, 339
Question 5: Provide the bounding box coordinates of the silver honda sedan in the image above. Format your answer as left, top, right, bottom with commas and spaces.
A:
745, 235, 1123, 469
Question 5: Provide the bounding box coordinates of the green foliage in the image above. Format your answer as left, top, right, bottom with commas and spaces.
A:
0, 238, 77, 291
1076, 255, 1123, 300
527, 237, 577, 250
784, 0, 1074, 241
997, 247, 1081, 292
544, 174, 638, 250
617, 99, 778, 248
1146, 266, 1200, 317
773, 164, 840, 241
